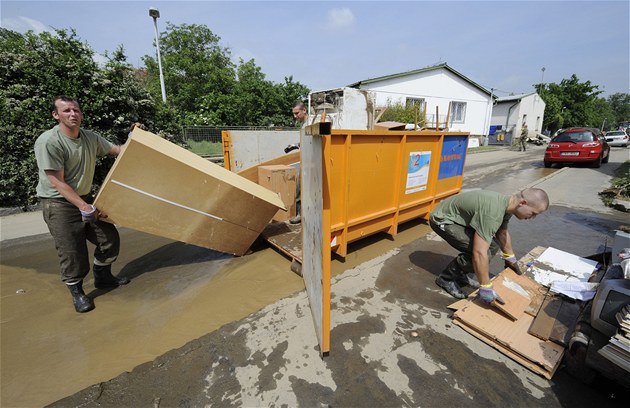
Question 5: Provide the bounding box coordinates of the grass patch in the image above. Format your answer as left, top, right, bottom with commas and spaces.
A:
600, 160, 630, 209
186, 140, 223, 156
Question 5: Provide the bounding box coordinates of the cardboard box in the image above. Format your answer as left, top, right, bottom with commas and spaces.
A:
258, 165, 296, 222
94, 128, 286, 256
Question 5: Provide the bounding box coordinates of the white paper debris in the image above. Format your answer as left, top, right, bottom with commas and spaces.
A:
529, 247, 598, 287
549, 281, 599, 301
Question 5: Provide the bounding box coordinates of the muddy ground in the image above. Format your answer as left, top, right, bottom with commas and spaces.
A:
2, 145, 629, 407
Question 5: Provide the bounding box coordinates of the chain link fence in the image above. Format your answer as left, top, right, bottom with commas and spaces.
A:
182, 126, 295, 143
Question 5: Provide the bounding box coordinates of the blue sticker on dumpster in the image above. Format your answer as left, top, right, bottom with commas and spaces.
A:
438, 136, 467, 179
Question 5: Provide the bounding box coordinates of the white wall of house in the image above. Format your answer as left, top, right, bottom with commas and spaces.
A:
355, 69, 492, 135
490, 92, 546, 140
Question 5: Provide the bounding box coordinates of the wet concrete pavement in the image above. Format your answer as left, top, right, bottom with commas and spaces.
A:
2, 144, 630, 407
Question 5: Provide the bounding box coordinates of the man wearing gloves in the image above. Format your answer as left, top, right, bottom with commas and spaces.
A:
429, 188, 549, 302
34, 96, 129, 313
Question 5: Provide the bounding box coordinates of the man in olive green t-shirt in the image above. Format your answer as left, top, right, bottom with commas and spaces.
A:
429, 188, 549, 301
34, 96, 129, 313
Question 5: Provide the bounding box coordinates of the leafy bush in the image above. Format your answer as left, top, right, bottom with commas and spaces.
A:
378, 100, 425, 126
0, 28, 156, 208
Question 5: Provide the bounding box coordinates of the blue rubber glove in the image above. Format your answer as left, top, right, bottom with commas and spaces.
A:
80, 205, 98, 223
479, 284, 496, 303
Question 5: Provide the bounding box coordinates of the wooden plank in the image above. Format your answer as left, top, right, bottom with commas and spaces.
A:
95, 128, 285, 256
549, 300, 581, 346
528, 295, 562, 340
261, 222, 303, 262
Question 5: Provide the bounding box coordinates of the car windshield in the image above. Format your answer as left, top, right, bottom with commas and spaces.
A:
607, 131, 624, 136
554, 131, 594, 142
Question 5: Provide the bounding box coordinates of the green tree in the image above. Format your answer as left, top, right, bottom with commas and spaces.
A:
535, 74, 604, 133
143, 23, 236, 123
607, 93, 630, 125
143, 23, 309, 128
0, 28, 156, 208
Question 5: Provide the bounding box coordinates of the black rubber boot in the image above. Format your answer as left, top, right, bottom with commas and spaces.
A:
67, 281, 95, 313
93, 264, 130, 289
435, 277, 467, 299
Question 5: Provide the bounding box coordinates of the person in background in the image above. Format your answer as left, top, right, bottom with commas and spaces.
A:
429, 188, 549, 301
292, 101, 308, 126
287, 100, 308, 224
519, 123, 528, 152
34, 96, 129, 313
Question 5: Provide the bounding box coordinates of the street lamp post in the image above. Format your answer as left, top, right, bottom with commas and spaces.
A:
149, 7, 167, 103
541, 67, 546, 84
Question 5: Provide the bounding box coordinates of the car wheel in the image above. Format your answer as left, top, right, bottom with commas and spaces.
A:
543, 161, 552, 168
591, 155, 602, 168
602, 151, 609, 163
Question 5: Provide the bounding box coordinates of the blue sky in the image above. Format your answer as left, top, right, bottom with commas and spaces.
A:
2, 1, 629, 98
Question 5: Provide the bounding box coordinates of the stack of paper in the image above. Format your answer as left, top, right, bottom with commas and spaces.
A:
598, 304, 630, 372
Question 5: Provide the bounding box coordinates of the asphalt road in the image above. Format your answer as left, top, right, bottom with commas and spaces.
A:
2, 143, 629, 407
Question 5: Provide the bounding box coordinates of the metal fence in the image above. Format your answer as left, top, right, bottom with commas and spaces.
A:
182, 126, 296, 143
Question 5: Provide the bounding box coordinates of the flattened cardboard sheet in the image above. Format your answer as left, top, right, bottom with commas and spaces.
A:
450, 252, 564, 379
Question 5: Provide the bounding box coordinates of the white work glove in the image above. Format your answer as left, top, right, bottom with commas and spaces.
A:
80, 205, 98, 223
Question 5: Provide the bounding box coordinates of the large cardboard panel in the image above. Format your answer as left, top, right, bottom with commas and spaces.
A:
258, 165, 296, 222
95, 128, 285, 256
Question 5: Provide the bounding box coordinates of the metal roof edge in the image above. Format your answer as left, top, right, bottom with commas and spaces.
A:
347, 63, 492, 96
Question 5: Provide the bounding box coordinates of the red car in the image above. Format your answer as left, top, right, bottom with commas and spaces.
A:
544, 127, 610, 168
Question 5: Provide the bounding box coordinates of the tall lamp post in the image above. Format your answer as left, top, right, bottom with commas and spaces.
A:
149, 7, 167, 103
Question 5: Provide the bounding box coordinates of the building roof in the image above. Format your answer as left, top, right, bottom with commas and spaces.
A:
347, 63, 493, 96
495, 92, 537, 103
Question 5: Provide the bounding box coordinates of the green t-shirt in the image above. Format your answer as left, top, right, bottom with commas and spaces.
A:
430, 190, 511, 243
34, 125, 113, 198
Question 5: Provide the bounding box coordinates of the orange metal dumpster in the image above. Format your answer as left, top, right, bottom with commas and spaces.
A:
325, 129, 469, 257
300, 125, 469, 355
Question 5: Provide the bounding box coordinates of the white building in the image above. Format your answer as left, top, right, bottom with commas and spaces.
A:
489, 92, 546, 145
347, 63, 494, 136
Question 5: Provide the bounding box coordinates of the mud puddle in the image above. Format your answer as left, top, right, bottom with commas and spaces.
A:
1, 221, 430, 407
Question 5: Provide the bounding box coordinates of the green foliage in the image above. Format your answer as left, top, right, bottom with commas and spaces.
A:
612, 161, 630, 199
600, 161, 630, 209
143, 23, 309, 128
379, 100, 426, 125
0, 28, 157, 208
607, 93, 630, 125
534, 75, 623, 133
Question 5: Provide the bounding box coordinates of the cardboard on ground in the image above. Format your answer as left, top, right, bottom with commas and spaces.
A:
94, 128, 286, 256
451, 268, 564, 379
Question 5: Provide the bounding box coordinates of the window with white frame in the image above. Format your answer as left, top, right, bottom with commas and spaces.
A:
450, 102, 466, 123
406, 97, 425, 109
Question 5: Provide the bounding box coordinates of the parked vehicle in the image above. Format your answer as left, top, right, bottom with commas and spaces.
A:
604, 130, 629, 147
543, 127, 610, 168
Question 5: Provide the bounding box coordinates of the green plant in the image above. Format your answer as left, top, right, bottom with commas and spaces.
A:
599, 161, 630, 209
379, 100, 425, 125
